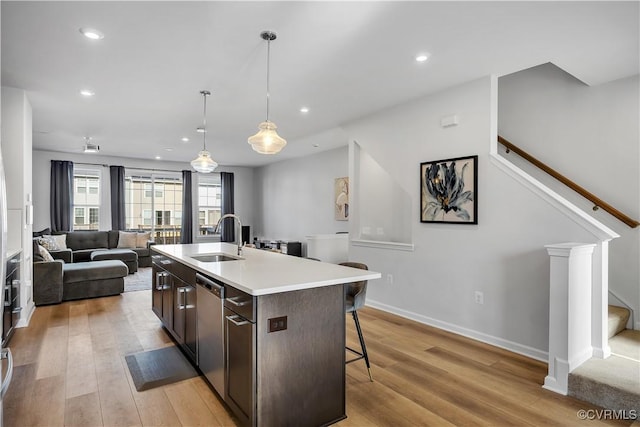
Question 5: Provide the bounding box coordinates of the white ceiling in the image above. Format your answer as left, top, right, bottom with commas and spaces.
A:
2, 1, 638, 167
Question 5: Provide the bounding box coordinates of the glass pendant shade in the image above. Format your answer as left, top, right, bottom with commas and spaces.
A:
191, 90, 217, 173
191, 150, 218, 173
248, 31, 286, 155
248, 120, 287, 154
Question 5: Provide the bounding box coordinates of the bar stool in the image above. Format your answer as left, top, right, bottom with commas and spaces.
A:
339, 262, 373, 382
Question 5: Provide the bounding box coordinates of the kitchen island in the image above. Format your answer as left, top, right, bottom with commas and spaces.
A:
151, 243, 380, 427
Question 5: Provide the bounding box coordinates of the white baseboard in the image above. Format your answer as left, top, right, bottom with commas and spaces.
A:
366, 299, 548, 362
16, 301, 35, 328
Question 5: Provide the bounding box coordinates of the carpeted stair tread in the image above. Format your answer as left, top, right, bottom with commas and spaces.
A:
610, 329, 640, 362
569, 354, 640, 414
608, 305, 630, 339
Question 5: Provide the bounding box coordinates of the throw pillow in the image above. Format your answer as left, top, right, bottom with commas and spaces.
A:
50, 234, 67, 250
136, 232, 152, 248
33, 239, 45, 262
38, 235, 60, 251
38, 244, 55, 262
117, 231, 137, 248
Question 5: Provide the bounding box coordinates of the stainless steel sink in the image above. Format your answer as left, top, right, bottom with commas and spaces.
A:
190, 253, 241, 263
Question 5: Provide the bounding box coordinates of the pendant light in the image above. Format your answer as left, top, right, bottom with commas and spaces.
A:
191, 90, 218, 173
248, 31, 287, 155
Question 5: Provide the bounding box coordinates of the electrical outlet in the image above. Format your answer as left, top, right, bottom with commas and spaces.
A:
474, 291, 484, 305
268, 316, 287, 332
386, 274, 393, 285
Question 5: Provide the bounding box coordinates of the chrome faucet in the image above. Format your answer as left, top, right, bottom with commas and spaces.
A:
214, 214, 243, 256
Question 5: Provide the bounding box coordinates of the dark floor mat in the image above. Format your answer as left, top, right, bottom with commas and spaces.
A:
125, 346, 198, 391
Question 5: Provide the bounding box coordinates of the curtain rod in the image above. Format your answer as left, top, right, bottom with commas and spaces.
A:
75, 162, 186, 174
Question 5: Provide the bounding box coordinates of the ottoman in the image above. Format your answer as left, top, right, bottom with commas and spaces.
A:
91, 249, 138, 274
63, 260, 128, 301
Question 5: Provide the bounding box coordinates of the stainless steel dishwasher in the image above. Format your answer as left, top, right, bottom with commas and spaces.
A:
196, 273, 225, 397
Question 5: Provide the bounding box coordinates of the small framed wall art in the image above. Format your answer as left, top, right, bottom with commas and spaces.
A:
335, 177, 349, 221
420, 155, 477, 224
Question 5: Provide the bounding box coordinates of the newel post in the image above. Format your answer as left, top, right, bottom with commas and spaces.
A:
543, 243, 596, 395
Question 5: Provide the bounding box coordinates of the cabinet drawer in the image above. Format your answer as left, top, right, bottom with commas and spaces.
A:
224, 286, 256, 323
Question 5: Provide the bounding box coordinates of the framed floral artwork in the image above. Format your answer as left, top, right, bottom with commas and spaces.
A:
420, 155, 477, 224
335, 177, 349, 221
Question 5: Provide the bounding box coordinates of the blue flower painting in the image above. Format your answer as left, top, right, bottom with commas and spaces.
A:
420, 155, 477, 224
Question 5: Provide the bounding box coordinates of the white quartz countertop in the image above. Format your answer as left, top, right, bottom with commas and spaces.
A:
152, 243, 381, 296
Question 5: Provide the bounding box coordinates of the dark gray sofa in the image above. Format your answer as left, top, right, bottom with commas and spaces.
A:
32, 230, 153, 305
50, 230, 153, 267
33, 249, 128, 306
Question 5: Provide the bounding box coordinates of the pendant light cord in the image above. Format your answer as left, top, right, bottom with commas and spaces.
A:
265, 37, 271, 122
202, 91, 208, 151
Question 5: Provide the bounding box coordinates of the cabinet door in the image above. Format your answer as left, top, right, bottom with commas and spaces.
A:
151, 264, 165, 318
184, 284, 197, 359
172, 277, 186, 343
225, 307, 255, 426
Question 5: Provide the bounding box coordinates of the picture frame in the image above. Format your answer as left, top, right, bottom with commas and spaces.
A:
334, 177, 349, 221
420, 155, 477, 224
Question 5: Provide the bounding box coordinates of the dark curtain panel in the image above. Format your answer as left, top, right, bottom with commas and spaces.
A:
110, 166, 126, 230
181, 170, 193, 244
220, 172, 235, 242
50, 160, 74, 232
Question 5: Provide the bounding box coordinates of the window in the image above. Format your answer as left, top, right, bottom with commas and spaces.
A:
198, 174, 222, 236
125, 172, 182, 244
73, 168, 101, 230
89, 207, 99, 225
74, 207, 85, 226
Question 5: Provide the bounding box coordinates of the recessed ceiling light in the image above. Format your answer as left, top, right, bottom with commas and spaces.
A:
155, 155, 162, 160
196, 127, 206, 133
80, 89, 95, 97
79, 28, 104, 40
415, 53, 430, 63
181, 137, 190, 142
300, 107, 309, 113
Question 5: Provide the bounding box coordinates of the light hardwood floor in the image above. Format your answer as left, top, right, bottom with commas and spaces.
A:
4, 290, 637, 427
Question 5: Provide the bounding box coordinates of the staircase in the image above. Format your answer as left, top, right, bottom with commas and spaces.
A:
568, 305, 640, 415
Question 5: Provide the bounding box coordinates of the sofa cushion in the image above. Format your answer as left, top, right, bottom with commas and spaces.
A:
91, 249, 138, 262
136, 232, 151, 248
33, 227, 52, 238
107, 230, 120, 248
117, 231, 137, 248
66, 231, 109, 251
63, 260, 128, 284
132, 247, 150, 258
73, 248, 106, 263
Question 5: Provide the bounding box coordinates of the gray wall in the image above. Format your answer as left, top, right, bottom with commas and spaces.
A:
32, 150, 255, 237
498, 63, 639, 326
253, 146, 349, 247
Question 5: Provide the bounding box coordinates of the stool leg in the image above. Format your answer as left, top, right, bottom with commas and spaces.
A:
352, 310, 373, 381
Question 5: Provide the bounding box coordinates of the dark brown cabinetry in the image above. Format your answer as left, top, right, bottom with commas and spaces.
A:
151, 252, 197, 362
3, 252, 21, 347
